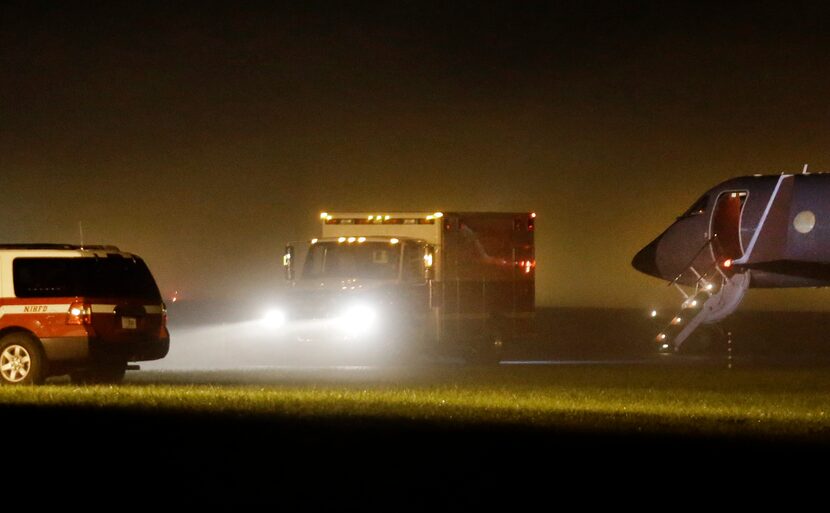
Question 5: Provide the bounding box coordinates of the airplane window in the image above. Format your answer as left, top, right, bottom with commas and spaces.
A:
680, 195, 709, 218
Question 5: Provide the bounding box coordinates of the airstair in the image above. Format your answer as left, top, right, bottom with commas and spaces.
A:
655, 239, 750, 352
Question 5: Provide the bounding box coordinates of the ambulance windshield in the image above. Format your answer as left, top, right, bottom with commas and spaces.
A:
302, 242, 401, 280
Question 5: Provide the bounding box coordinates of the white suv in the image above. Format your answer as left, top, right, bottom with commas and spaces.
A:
0, 244, 169, 385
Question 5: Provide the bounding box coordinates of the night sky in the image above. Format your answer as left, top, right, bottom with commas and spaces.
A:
3, 1, 830, 310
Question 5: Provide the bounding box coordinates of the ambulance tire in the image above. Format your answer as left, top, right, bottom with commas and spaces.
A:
70, 362, 127, 385
0, 332, 46, 385
380, 326, 427, 366
466, 335, 504, 366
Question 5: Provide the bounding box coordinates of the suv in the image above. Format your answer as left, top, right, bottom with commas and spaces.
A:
0, 244, 170, 385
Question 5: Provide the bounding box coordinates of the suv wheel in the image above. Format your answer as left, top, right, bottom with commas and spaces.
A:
0, 333, 45, 385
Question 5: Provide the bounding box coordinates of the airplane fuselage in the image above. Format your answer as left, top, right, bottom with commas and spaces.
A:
633, 173, 830, 288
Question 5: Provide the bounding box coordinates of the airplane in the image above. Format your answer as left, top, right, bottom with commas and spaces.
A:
632, 168, 830, 351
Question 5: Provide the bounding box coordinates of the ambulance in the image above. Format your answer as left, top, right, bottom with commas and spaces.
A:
0, 244, 169, 385
275, 212, 535, 363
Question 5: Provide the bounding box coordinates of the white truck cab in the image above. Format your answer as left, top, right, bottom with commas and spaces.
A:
276, 212, 535, 363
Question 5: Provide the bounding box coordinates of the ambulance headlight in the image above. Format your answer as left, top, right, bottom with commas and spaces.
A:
261, 309, 287, 329
338, 304, 378, 334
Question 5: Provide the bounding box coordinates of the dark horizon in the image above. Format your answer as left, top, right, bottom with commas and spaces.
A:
4, 1, 830, 310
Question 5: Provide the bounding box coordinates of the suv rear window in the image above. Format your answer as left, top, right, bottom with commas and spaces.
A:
13, 257, 161, 300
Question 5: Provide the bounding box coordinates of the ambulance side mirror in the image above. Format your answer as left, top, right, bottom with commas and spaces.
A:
424, 245, 435, 281
283, 245, 295, 282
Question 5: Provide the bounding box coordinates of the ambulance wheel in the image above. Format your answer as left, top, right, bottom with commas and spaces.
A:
0, 332, 46, 385
466, 336, 504, 366
70, 362, 127, 385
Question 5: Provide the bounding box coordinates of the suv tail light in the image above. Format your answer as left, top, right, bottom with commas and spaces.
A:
161, 302, 168, 330
67, 302, 92, 325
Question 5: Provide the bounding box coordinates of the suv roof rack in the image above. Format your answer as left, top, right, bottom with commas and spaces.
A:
79, 245, 121, 251
0, 244, 121, 251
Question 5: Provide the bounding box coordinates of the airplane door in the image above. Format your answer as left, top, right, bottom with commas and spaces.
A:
710, 191, 748, 261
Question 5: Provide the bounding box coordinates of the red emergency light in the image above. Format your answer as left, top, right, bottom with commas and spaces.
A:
517, 259, 536, 274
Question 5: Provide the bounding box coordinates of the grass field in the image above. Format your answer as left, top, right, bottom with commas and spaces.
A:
5, 363, 829, 502
3, 364, 830, 443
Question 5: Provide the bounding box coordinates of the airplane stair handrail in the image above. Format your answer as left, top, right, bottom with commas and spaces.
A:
655, 234, 750, 351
